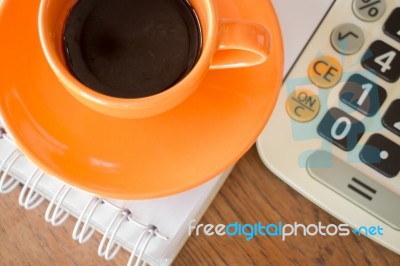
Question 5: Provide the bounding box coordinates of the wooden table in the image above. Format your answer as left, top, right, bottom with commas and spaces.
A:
0, 145, 399, 265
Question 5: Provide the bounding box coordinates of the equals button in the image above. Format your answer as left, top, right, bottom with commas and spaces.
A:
348, 177, 376, 201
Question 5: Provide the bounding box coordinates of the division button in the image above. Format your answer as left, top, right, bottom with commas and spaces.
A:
307, 150, 400, 230
308, 56, 342, 88
331, 23, 365, 55
286, 89, 320, 122
360, 134, 400, 177
384, 7, 400, 42
339, 74, 386, 117
382, 99, 400, 137
317, 108, 365, 151
352, 0, 386, 22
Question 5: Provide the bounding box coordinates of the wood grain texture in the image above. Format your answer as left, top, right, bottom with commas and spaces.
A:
0, 145, 399, 265
174, 146, 400, 265
0, 187, 130, 265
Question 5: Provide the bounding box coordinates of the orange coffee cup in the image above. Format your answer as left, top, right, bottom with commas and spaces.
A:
38, 0, 271, 119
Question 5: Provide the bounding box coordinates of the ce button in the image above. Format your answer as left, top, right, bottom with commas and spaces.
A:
308, 55, 342, 89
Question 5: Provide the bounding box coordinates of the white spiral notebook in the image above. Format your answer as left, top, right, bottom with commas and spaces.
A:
0, 119, 231, 265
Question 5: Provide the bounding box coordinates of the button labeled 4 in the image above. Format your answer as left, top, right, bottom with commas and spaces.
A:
362, 40, 400, 83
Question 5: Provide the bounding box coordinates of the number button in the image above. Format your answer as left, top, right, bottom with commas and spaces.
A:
339, 74, 387, 117
384, 8, 400, 43
352, 0, 386, 22
382, 99, 400, 137
317, 108, 365, 151
331, 24, 365, 55
360, 134, 400, 178
361, 40, 400, 83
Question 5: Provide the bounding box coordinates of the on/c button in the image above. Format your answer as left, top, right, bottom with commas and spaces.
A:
286, 89, 320, 122
308, 55, 342, 88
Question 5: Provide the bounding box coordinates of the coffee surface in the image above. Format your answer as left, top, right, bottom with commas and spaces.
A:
63, 0, 201, 98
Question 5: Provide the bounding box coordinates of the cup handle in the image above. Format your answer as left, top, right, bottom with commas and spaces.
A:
210, 19, 271, 69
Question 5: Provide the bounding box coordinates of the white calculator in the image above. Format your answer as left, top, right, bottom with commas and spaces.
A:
259, 0, 400, 253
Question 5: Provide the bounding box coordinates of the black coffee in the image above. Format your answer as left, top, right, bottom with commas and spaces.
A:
63, 0, 201, 98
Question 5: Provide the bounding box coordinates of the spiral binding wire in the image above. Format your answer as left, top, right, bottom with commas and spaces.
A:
19, 168, 45, 210
98, 208, 131, 260
73, 196, 104, 243
0, 128, 169, 265
0, 130, 21, 194
45, 184, 71, 226
128, 226, 157, 266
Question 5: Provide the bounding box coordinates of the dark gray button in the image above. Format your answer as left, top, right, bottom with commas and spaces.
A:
317, 108, 365, 151
384, 8, 400, 42
307, 150, 400, 230
360, 134, 400, 178
382, 99, 400, 137
339, 74, 387, 117
361, 40, 400, 83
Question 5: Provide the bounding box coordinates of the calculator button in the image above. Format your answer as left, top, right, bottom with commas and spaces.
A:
382, 99, 400, 137
331, 23, 365, 55
360, 134, 400, 178
317, 108, 365, 151
286, 89, 320, 122
384, 8, 400, 42
307, 150, 400, 230
352, 0, 386, 22
308, 56, 342, 88
361, 40, 400, 83
339, 74, 386, 117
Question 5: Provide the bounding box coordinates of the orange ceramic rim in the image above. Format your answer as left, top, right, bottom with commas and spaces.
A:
0, 0, 283, 199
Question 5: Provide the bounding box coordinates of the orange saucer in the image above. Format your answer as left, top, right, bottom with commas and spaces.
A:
0, 0, 283, 199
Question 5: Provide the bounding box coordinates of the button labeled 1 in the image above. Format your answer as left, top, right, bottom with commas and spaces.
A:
339, 74, 387, 117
